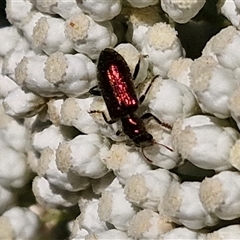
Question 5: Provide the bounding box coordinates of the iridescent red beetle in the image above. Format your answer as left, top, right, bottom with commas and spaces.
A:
90, 48, 172, 159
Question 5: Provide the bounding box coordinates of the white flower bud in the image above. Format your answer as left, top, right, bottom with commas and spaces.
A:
161, 0, 206, 23
161, 227, 206, 239
145, 77, 200, 126
206, 225, 240, 239
142, 22, 183, 77
0, 74, 18, 99
202, 26, 240, 70
38, 147, 90, 191
160, 181, 219, 229
77, 198, 108, 233
65, 13, 117, 59
6, 0, 33, 27
35, 0, 82, 19
15, 54, 58, 97
0, 147, 31, 188
2, 48, 35, 80
76, 0, 122, 22
0, 185, 16, 215
20, 11, 46, 50
103, 143, 151, 184
32, 16, 74, 54
190, 55, 238, 118
98, 187, 139, 231
56, 134, 109, 178
220, 0, 240, 29
0, 207, 39, 240
32, 125, 65, 152
60, 97, 99, 134
167, 57, 193, 87
200, 171, 240, 220
0, 26, 22, 57
3, 86, 46, 118
172, 115, 239, 171
44, 52, 97, 96
128, 209, 174, 239
0, 102, 30, 152
126, 6, 163, 49
32, 176, 80, 207
124, 169, 179, 210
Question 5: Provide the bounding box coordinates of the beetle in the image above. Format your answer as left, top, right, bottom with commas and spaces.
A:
90, 48, 172, 151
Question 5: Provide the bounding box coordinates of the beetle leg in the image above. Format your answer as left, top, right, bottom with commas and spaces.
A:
89, 85, 101, 96
140, 112, 172, 130
132, 54, 148, 81
139, 75, 159, 103
88, 110, 116, 124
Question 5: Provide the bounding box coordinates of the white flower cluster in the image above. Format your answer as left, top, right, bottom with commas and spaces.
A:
1, 0, 240, 239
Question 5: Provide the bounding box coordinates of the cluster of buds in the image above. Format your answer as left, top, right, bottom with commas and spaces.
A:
1, 0, 240, 239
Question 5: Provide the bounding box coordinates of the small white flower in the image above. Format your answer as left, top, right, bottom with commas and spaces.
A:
0, 185, 16, 215
44, 52, 97, 96
172, 115, 239, 171
189, 55, 239, 118
128, 209, 174, 239
76, 0, 122, 22
3, 48, 35, 80
47, 97, 99, 134
32, 16, 74, 54
207, 225, 240, 239
0, 207, 39, 240
161, 227, 206, 239
202, 26, 240, 70
126, 6, 163, 50
38, 147, 90, 192
142, 22, 184, 77
76, 198, 108, 233
20, 11, 47, 50
220, 0, 240, 29
65, 13, 117, 59
35, 0, 82, 19
103, 143, 151, 184
0, 26, 22, 57
98, 187, 139, 231
124, 169, 179, 211
0, 74, 18, 99
56, 134, 109, 178
145, 76, 200, 126
3, 86, 46, 118
0, 101, 30, 152
32, 176, 80, 207
160, 181, 219, 229
5, 0, 33, 27
161, 0, 206, 23
200, 171, 240, 220
167, 57, 193, 87
15, 52, 96, 97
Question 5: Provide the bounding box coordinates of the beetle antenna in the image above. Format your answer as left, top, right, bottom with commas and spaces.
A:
141, 141, 173, 163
